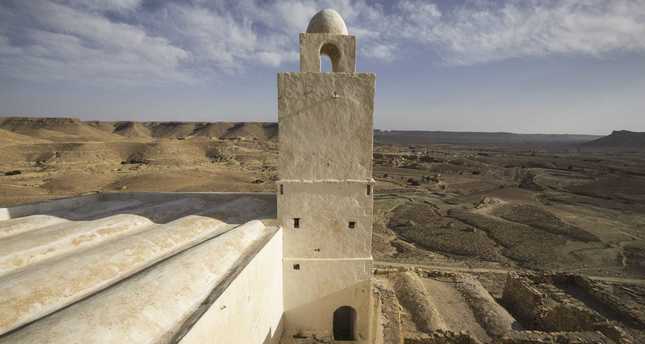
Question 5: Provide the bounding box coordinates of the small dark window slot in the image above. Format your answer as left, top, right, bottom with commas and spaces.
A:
348, 221, 356, 229
293, 218, 300, 228
314, 248, 320, 252
367, 184, 371, 196
280, 184, 284, 195
293, 264, 300, 270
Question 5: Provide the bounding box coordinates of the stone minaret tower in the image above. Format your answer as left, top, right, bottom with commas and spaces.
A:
277, 9, 375, 343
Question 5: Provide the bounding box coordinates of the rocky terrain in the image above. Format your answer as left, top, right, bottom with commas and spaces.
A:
0, 117, 278, 205
369, 130, 645, 343
581, 130, 645, 152
1, 117, 645, 343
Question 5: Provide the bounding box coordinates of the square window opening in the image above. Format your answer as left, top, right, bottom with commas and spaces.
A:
293, 264, 300, 270
348, 221, 356, 229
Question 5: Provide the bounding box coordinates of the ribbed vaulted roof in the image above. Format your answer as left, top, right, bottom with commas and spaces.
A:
0, 192, 277, 343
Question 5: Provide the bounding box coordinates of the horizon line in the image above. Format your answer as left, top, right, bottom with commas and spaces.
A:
0, 114, 623, 137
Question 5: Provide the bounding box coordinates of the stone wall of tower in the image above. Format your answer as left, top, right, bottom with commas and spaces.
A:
277, 72, 374, 180
279, 180, 372, 258
278, 29, 375, 342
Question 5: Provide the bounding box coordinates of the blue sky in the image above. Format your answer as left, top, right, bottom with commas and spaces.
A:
1, 0, 644, 134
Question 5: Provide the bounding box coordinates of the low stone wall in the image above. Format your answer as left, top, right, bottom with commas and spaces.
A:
564, 274, 645, 329
393, 272, 447, 333
623, 243, 645, 272
503, 272, 606, 332
501, 272, 636, 344
502, 272, 546, 326
404, 330, 483, 344
500, 330, 616, 344
373, 280, 403, 344
456, 274, 518, 338
538, 303, 602, 332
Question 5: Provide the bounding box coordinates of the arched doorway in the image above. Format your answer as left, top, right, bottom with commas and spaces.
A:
333, 306, 356, 340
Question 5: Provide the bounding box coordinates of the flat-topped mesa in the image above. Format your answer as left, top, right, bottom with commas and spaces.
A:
300, 9, 356, 73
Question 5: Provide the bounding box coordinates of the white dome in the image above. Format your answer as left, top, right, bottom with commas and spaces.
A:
306, 9, 348, 35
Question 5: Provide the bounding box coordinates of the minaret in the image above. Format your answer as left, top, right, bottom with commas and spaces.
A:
277, 9, 375, 342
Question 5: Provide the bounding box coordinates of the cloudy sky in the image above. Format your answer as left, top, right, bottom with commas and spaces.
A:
1, 0, 644, 134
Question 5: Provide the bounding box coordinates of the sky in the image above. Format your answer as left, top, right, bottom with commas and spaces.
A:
0, 0, 644, 135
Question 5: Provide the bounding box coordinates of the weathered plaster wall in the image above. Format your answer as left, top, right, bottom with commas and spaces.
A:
278, 180, 373, 258
277, 72, 374, 180
180, 228, 284, 344
282, 258, 373, 342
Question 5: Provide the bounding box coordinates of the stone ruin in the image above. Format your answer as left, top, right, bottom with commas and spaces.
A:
501, 272, 642, 344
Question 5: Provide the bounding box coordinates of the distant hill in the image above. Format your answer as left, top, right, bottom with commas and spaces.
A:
1, 116, 612, 148
0, 117, 278, 143
374, 130, 600, 146
0, 117, 117, 142
0, 128, 50, 145
110, 121, 152, 139
581, 130, 645, 151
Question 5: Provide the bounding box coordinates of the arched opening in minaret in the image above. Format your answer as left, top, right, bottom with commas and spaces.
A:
333, 306, 356, 340
320, 43, 341, 72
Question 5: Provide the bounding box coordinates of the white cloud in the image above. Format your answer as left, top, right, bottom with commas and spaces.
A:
0, 1, 189, 84
361, 43, 396, 61
268, 1, 320, 34
0, 0, 644, 85
55, 0, 143, 13
396, 0, 645, 65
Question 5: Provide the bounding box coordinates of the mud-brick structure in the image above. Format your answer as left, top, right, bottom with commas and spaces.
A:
0, 9, 375, 344
278, 8, 375, 342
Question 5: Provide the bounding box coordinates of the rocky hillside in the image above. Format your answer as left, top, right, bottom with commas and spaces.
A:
581, 130, 645, 151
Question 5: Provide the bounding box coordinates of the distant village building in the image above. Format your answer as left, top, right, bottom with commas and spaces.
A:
0, 9, 375, 344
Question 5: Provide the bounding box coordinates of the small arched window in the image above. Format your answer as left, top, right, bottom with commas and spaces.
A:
333, 306, 356, 340
320, 43, 341, 73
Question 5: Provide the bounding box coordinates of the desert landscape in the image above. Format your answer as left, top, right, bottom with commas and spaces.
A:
1, 116, 644, 343
2, 0, 644, 342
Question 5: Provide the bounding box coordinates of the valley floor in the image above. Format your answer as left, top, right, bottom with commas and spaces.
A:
2, 121, 645, 342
